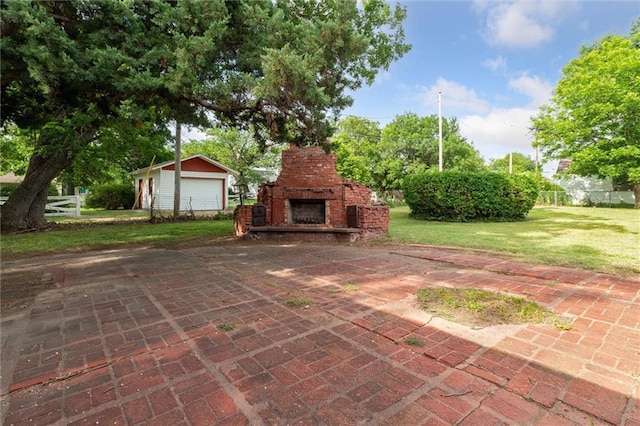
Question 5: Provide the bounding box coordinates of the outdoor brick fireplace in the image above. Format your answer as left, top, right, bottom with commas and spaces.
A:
234, 145, 389, 242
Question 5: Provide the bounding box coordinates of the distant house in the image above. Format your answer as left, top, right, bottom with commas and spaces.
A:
131, 155, 237, 211
553, 159, 634, 205
0, 172, 23, 184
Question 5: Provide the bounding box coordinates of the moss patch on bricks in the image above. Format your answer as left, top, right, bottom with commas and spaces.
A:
417, 287, 572, 330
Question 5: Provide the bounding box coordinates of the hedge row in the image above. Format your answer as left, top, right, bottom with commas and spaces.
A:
85, 184, 135, 210
402, 171, 539, 221
0, 182, 59, 197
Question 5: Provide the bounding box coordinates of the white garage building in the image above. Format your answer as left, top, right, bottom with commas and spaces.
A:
131, 155, 236, 212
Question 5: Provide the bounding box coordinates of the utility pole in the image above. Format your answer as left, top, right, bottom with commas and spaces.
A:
173, 121, 182, 219
438, 91, 443, 172
508, 124, 514, 174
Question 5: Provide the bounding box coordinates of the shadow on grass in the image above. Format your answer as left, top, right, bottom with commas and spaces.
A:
526, 210, 629, 234
390, 207, 639, 275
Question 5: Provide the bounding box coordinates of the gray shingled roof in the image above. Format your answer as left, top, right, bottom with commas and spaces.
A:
556, 159, 572, 174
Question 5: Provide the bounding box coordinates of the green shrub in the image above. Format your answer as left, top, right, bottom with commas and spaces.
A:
85, 183, 135, 210
1, 182, 21, 197
1, 182, 58, 197
402, 171, 539, 221
505, 174, 539, 217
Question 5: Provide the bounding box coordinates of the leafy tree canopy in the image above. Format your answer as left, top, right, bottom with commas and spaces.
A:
377, 113, 485, 193
331, 116, 382, 188
182, 127, 284, 189
488, 153, 537, 174
0, 120, 173, 191
0, 0, 409, 231
60, 119, 175, 189
532, 19, 640, 207
331, 113, 485, 197
0, 125, 33, 176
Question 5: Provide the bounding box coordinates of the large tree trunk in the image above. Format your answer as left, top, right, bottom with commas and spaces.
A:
173, 121, 181, 219
1, 121, 96, 233
634, 182, 640, 209
0, 150, 74, 233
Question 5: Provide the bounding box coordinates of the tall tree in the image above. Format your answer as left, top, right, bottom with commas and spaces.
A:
376, 113, 485, 194
182, 128, 285, 190
331, 116, 382, 188
1, 0, 410, 231
488, 153, 536, 174
532, 20, 640, 208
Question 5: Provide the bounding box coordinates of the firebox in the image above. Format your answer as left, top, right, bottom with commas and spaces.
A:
289, 199, 326, 224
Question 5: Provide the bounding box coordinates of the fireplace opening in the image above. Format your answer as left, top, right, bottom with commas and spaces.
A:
289, 199, 326, 224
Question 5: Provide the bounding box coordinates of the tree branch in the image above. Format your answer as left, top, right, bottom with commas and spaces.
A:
182, 95, 251, 114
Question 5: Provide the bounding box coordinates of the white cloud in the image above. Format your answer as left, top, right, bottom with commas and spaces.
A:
476, 0, 579, 49
415, 73, 552, 160
487, 4, 553, 47
483, 55, 507, 72
508, 73, 553, 108
459, 107, 537, 160
417, 78, 490, 115
579, 20, 589, 32
374, 70, 392, 85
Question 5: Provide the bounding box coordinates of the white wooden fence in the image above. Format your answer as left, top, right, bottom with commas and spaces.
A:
0, 195, 82, 217
537, 190, 634, 207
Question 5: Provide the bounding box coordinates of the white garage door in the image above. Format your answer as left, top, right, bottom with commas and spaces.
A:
180, 178, 224, 210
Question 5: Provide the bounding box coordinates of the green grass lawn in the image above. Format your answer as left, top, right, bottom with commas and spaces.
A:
389, 206, 640, 275
2, 206, 638, 276
1, 219, 234, 258
48, 208, 149, 222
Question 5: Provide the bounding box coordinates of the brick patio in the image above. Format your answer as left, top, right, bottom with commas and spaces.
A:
1, 243, 638, 425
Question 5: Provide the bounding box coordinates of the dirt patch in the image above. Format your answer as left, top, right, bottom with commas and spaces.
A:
1, 269, 54, 315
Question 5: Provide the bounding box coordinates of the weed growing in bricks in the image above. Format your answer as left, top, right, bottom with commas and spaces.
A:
285, 297, 312, 307
404, 336, 425, 347
217, 322, 235, 332
327, 283, 359, 294
284, 290, 312, 307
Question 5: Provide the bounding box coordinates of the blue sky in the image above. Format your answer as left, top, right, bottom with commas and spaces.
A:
342, 0, 639, 173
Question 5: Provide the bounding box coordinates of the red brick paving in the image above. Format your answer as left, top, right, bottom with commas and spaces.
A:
1, 244, 638, 425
